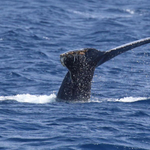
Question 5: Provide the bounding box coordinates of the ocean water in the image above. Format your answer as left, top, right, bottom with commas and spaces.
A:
0, 0, 150, 149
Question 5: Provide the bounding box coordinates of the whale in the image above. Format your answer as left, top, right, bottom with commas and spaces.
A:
57, 37, 150, 101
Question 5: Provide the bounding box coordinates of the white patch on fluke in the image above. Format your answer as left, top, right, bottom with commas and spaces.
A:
0, 93, 56, 104
60, 57, 66, 66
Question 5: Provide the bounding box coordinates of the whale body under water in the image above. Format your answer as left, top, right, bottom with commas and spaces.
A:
57, 37, 150, 102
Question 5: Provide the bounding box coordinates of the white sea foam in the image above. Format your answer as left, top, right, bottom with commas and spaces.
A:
0, 93, 56, 104
0, 94, 148, 104
90, 96, 148, 103
125, 9, 135, 14
114, 97, 148, 103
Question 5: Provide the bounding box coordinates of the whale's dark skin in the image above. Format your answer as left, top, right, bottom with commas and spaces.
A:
57, 38, 150, 101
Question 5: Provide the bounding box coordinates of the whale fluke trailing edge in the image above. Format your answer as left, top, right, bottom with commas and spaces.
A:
57, 37, 150, 101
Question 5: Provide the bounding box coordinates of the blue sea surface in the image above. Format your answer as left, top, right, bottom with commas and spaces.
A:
0, 0, 150, 149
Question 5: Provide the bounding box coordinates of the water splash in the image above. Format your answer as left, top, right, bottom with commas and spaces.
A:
0, 93, 56, 104
114, 97, 148, 103
0, 94, 148, 104
90, 96, 149, 103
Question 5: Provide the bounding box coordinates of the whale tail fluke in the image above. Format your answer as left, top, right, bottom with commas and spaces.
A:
57, 37, 150, 101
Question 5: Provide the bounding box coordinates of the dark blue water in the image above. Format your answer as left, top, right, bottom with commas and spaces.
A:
0, 0, 150, 149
